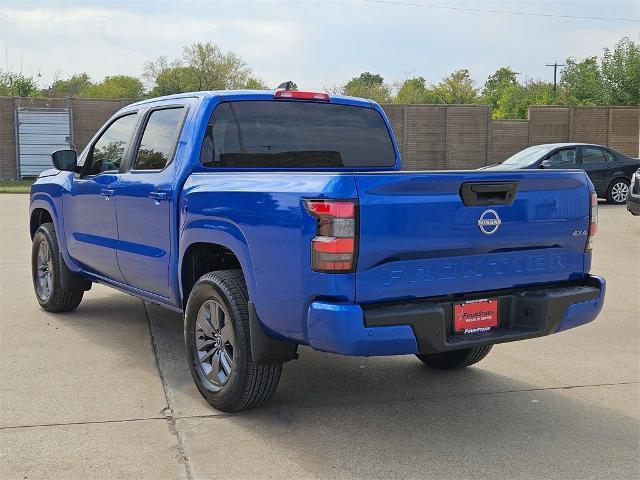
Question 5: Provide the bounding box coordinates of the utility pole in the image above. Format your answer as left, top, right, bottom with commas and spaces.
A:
546, 62, 565, 91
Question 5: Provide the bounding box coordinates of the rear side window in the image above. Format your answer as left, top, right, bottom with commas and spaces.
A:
133, 108, 185, 170
603, 150, 616, 162
200, 101, 396, 168
582, 147, 607, 165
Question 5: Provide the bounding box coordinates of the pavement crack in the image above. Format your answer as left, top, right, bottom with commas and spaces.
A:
3, 381, 635, 430
0, 416, 167, 430
451, 380, 640, 398
143, 301, 195, 480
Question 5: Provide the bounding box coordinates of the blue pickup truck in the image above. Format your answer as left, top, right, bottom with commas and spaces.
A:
30, 89, 605, 412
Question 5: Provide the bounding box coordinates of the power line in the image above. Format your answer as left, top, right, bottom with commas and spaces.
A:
362, 0, 640, 22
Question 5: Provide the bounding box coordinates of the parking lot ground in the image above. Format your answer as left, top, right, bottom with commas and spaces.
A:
1, 194, 638, 479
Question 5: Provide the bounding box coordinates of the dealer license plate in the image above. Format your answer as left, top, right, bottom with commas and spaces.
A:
453, 298, 499, 334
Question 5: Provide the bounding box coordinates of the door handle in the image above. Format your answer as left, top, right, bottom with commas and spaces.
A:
149, 191, 168, 200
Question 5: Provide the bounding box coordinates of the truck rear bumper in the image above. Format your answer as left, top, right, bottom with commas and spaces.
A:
306, 275, 605, 356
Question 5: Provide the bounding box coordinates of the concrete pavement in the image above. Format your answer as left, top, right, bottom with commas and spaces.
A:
1, 194, 638, 479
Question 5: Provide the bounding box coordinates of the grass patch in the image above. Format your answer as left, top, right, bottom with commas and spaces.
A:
0, 180, 34, 193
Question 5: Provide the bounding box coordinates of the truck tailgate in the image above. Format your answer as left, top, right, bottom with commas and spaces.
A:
354, 170, 591, 303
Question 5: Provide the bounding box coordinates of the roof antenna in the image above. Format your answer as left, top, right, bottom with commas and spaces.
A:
276, 81, 298, 90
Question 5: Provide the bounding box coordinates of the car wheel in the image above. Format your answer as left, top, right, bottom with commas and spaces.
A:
31, 222, 84, 312
606, 179, 630, 204
415, 345, 493, 369
184, 270, 282, 412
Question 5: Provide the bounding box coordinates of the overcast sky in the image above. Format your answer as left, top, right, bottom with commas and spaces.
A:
1, 0, 638, 91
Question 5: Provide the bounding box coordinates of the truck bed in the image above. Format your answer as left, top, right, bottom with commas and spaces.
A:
182, 168, 593, 345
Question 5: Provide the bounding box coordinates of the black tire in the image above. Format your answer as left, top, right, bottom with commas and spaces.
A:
184, 270, 282, 412
416, 345, 493, 369
31, 222, 84, 312
606, 178, 630, 204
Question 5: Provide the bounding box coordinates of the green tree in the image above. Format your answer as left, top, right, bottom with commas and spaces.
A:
395, 77, 442, 104
82, 75, 144, 99
243, 77, 269, 90
559, 57, 607, 105
144, 42, 257, 95
601, 37, 640, 105
144, 56, 196, 97
342, 72, 391, 103
431, 69, 479, 104
482, 67, 518, 107
494, 80, 555, 119
182, 42, 251, 90
50, 73, 93, 97
0, 71, 40, 97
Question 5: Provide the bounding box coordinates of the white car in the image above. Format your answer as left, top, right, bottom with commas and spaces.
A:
627, 168, 640, 216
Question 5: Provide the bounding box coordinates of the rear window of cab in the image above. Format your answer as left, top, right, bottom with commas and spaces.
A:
200, 101, 396, 168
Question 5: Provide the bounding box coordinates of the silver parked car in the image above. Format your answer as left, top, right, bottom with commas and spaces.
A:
627, 168, 640, 216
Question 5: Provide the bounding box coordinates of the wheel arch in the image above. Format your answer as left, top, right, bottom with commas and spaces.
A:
179, 220, 258, 309
29, 195, 60, 239
30, 207, 53, 239
30, 194, 83, 276
607, 175, 630, 188
180, 242, 242, 307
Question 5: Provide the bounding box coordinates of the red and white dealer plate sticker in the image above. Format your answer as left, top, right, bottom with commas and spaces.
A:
453, 298, 499, 334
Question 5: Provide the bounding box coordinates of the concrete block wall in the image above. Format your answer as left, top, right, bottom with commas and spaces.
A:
404, 105, 447, 170
570, 107, 609, 145
527, 106, 571, 145
609, 108, 639, 156
527, 106, 639, 157
0, 97, 638, 179
445, 105, 491, 169
0, 98, 17, 179
490, 120, 529, 163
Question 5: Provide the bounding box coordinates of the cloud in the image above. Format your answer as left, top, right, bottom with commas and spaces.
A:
0, 5, 304, 87
0, 1, 637, 91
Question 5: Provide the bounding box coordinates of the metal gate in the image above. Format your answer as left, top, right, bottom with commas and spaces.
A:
17, 107, 73, 177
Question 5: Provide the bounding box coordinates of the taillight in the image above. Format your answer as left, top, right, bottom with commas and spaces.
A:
274, 90, 330, 101
305, 199, 357, 273
586, 192, 598, 251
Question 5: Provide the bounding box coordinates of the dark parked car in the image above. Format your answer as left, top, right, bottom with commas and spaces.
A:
481, 143, 640, 204
627, 168, 640, 215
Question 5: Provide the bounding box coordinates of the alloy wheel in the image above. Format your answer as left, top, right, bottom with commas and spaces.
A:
35, 239, 53, 301
611, 181, 629, 203
194, 299, 235, 389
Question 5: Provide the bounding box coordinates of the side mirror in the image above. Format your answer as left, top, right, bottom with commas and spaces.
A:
51, 149, 77, 172
539, 159, 552, 169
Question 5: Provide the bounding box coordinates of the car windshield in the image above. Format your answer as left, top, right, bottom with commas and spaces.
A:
201, 100, 396, 168
502, 145, 554, 166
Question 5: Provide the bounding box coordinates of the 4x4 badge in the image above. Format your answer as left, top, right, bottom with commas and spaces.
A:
478, 209, 501, 235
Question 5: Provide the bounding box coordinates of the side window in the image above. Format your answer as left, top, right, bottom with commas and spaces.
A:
603, 150, 616, 162
133, 107, 185, 170
582, 147, 607, 165
200, 103, 235, 168
546, 148, 577, 167
86, 114, 138, 175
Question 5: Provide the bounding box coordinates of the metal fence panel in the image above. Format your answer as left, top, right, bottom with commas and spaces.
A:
17, 108, 72, 177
